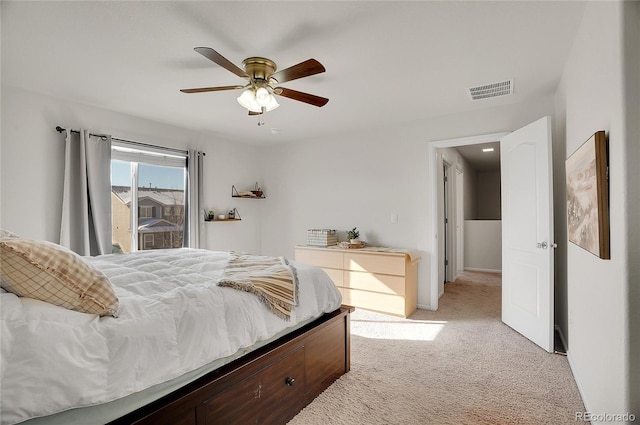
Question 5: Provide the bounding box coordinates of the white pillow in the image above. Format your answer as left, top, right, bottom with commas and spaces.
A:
0, 228, 21, 239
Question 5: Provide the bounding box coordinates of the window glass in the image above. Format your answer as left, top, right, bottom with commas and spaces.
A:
111, 160, 132, 253
111, 146, 187, 252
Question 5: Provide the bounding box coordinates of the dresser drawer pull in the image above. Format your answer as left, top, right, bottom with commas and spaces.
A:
285, 377, 296, 386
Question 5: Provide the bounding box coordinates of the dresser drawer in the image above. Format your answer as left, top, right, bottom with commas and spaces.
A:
344, 271, 405, 295
294, 245, 419, 318
321, 267, 344, 287
295, 248, 343, 269
344, 252, 406, 276
342, 289, 407, 317
204, 347, 305, 424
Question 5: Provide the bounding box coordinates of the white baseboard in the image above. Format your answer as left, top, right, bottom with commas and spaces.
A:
417, 303, 433, 311
566, 350, 592, 417
464, 267, 502, 273
559, 326, 592, 419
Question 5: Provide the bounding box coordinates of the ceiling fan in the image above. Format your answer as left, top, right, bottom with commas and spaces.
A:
181, 47, 329, 116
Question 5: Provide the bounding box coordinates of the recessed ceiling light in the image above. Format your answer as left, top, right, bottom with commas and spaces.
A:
482, 148, 495, 152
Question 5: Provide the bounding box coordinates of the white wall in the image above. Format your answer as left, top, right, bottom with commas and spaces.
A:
464, 220, 501, 272
0, 85, 264, 254
463, 163, 477, 220
475, 170, 501, 219
623, 2, 640, 417
554, 1, 638, 420
260, 95, 556, 309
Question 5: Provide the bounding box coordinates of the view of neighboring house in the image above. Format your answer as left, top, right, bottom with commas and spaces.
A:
111, 186, 184, 252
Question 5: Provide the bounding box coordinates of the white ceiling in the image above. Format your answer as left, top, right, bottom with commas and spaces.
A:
454, 142, 501, 172
1, 1, 586, 146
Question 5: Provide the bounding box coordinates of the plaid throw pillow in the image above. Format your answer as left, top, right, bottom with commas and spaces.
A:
0, 239, 119, 317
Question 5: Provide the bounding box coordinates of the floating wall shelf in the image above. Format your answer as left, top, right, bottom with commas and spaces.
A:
205, 208, 241, 222
232, 184, 265, 199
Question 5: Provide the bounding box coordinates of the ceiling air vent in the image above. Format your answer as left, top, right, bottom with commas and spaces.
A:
468, 79, 512, 100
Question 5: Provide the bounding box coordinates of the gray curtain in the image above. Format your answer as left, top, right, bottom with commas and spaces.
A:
185, 149, 204, 248
60, 129, 112, 256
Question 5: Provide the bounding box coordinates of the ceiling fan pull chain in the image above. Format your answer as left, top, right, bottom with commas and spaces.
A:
257, 106, 267, 126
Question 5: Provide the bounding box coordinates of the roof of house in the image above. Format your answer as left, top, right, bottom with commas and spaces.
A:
112, 186, 184, 207
138, 218, 183, 233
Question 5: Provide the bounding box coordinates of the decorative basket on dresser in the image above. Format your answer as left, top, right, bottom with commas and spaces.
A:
294, 245, 420, 318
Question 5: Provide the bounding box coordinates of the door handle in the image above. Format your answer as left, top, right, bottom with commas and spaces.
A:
537, 242, 558, 249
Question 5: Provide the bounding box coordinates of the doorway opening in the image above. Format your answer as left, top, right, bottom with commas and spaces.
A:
438, 143, 502, 288
428, 132, 509, 311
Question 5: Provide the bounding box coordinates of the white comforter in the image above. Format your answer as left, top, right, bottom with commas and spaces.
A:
0, 249, 341, 425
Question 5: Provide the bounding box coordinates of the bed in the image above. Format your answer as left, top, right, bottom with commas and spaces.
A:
0, 240, 350, 425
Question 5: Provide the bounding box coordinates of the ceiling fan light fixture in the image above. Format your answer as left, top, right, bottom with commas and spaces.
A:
185, 47, 327, 116
237, 88, 261, 113
237, 87, 279, 113
255, 87, 270, 107
266, 94, 280, 111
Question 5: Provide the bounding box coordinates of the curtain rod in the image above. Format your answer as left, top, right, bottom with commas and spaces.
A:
55, 126, 204, 156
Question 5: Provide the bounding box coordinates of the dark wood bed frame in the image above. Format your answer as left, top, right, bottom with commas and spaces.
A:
108, 306, 353, 425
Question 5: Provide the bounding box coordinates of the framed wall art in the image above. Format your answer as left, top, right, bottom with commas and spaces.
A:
565, 130, 609, 259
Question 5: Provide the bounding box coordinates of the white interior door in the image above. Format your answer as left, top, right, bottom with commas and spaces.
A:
500, 116, 554, 352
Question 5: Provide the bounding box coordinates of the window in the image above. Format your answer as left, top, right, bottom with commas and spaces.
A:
143, 233, 155, 249
111, 143, 187, 253
139, 205, 153, 218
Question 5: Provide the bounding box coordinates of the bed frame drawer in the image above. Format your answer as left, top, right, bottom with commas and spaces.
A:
109, 308, 351, 425
204, 347, 305, 424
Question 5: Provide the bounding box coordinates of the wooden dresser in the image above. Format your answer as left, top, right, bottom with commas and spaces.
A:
295, 246, 419, 317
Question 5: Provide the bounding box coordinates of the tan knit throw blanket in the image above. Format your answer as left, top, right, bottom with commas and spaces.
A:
218, 255, 299, 320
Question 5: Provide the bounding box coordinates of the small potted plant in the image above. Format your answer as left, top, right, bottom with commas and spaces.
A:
208, 210, 215, 221
346, 227, 360, 244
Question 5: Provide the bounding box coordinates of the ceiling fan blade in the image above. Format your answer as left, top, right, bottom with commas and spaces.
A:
274, 87, 329, 107
180, 85, 244, 94
248, 110, 263, 116
194, 47, 248, 78
270, 59, 325, 84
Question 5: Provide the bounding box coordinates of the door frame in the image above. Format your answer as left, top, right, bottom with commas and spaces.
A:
443, 159, 452, 284
428, 132, 509, 310
456, 166, 464, 277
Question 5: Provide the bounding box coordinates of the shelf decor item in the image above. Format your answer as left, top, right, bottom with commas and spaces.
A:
566, 130, 609, 259
340, 241, 366, 249
346, 227, 360, 244
306, 229, 338, 247
251, 183, 263, 198
232, 184, 265, 199
206, 208, 242, 222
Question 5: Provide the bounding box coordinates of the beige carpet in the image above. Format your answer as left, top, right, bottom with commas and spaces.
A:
288, 272, 587, 425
